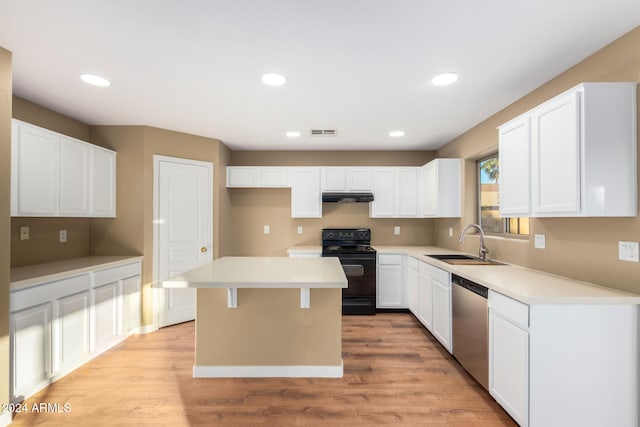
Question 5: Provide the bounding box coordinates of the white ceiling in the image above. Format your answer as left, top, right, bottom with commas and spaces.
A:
0, 1, 638, 151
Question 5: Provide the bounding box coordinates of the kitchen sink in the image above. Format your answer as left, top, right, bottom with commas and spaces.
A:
426, 254, 504, 266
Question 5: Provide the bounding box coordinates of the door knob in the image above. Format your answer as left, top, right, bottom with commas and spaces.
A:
200, 247, 208, 253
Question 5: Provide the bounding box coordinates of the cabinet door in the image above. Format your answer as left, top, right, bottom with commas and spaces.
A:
12, 122, 59, 216
322, 167, 347, 191
422, 162, 437, 216
11, 303, 52, 399
531, 90, 581, 215
377, 263, 404, 308
370, 168, 395, 217
93, 281, 120, 352
396, 168, 419, 217
407, 264, 419, 316
499, 116, 531, 216
417, 266, 433, 330
226, 167, 258, 187
55, 291, 90, 373
122, 275, 141, 335
431, 277, 452, 353
59, 137, 90, 216
291, 168, 322, 218
348, 168, 373, 191
489, 311, 529, 427
90, 147, 116, 217
259, 167, 289, 187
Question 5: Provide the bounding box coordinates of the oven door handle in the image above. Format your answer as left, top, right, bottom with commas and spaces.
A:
342, 264, 365, 277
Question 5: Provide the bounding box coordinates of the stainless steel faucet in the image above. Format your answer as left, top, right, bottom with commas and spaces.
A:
459, 224, 489, 260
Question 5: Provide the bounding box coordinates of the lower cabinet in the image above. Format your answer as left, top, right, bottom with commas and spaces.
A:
431, 273, 452, 353
417, 263, 433, 329
377, 254, 405, 308
488, 291, 529, 427
9, 259, 141, 403
407, 257, 419, 315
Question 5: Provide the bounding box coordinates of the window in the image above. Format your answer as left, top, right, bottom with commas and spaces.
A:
478, 154, 529, 236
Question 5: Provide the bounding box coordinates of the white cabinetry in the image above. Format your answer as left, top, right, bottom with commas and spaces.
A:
290, 168, 322, 218
226, 166, 289, 188
10, 303, 51, 400
417, 262, 433, 330
9, 259, 141, 403
370, 167, 420, 218
488, 291, 529, 427
498, 82, 637, 217
431, 269, 452, 353
498, 116, 531, 216
377, 254, 405, 308
421, 159, 461, 217
407, 257, 419, 315
11, 119, 117, 218
321, 167, 373, 191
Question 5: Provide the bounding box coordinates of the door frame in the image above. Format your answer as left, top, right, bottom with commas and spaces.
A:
152, 154, 214, 330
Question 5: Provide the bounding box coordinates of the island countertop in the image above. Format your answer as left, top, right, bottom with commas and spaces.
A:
162, 256, 348, 289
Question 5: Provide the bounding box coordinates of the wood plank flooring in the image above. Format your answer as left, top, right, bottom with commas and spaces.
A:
10, 313, 516, 426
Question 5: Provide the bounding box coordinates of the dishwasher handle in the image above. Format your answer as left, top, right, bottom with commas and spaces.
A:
452, 274, 488, 298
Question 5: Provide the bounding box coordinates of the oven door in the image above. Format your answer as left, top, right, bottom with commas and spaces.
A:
335, 255, 376, 298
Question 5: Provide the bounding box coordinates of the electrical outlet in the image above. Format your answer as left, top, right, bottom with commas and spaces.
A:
59, 229, 67, 243
394, 226, 400, 235
534, 234, 546, 249
448, 227, 453, 237
263, 225, 270, 235
618, 241, 639, 262
19, 226, 29, 240
297, 226, 303, 235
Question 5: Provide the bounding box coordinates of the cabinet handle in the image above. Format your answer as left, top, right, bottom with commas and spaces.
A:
200, 247, 208, 253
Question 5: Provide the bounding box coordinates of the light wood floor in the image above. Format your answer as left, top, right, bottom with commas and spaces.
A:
11, 313, 516, 426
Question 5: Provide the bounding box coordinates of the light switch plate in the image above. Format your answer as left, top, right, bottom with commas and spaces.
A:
263, 225, 270, 234
448, 227, 453, 237
618, 241, 639, 262
534, 234, 546, 249
19, 226, 29, 240
59, 229, 67, 243
297, 226, 303, 235
394, 226, 400, 235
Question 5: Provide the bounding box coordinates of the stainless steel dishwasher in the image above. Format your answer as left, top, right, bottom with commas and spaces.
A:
452, 274, 489, 390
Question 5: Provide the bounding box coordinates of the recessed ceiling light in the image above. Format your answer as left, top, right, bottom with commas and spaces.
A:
80, 73, 111, 87
431, 73, 458, 86
261, 73, 286, 86
285, 131, 301, 137
389, 130, 405, 137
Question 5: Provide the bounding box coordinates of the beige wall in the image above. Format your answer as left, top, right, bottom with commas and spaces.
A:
10, 97, 94, 266
435, 26, 640, 294
91, 125, 229, 326
0, 48, 11, 416
229, 151, 437, 255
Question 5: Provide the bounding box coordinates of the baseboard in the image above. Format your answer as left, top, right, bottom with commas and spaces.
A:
193, 360, 343, 378
0, 410, 12, 427
135, 324, 158, 335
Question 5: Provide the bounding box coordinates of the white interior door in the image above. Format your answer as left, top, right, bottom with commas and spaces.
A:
155, 156, 213, 328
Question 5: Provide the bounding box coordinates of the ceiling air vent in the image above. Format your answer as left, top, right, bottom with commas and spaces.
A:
310, 129, 337, 137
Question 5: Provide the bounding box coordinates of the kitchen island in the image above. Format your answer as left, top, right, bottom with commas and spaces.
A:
162, 256, 347, 378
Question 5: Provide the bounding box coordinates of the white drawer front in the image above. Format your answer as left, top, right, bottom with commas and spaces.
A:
93, 262, 141, 287
11, 274, 91, 312
489, 290, 529, 329
407, 256, 419, 270
427, 264, 449, 285
378, 254, 403, 265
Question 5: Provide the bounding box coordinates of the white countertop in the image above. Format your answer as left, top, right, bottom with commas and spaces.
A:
162, 256, 348, 289
10, 256, 144, 290
288, 244, 640, 305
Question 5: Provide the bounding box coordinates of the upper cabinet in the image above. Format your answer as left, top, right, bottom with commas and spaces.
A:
290, 168, 322, 218
370, 167, 420, 218
226, 166, 289, 188
321, 167, 373, 192
11, 119, 117, 218
499, 82, 637, 217
421, 159, 461, 218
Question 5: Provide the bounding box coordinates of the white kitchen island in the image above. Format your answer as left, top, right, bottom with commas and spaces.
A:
162, 256, 347, 378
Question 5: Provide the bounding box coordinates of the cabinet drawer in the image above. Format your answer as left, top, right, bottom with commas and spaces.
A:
11, 274, 91, 312
427, 264, 449, 285
407, 256, 419, 270
489, 290, 529, 329
93, 262, 141, 287
378, 254, 403, 265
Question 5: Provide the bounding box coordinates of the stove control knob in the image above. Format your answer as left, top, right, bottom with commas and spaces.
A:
327, 232, 335, 239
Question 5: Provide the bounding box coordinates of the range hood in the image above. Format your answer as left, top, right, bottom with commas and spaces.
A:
322, 192, 374, 203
